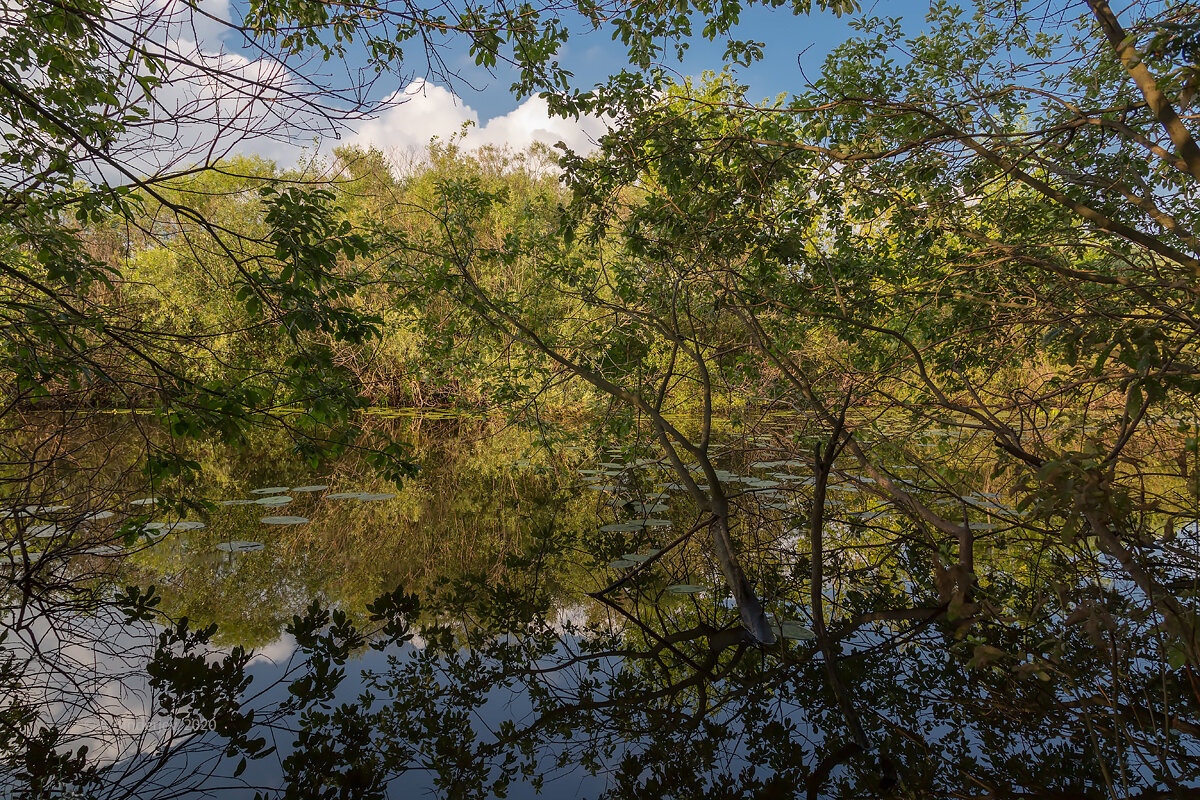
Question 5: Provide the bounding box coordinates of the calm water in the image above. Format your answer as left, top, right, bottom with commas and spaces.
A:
2, 411, 1198, 798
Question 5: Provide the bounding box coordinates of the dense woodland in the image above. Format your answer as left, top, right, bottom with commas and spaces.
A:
3, 0, 1200, 797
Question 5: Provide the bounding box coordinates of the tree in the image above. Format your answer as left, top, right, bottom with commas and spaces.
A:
380, 3, 1200, 780
517, 0, 1200, 659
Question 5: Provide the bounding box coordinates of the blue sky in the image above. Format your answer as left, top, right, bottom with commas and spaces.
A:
177, 0, 940, 166
445, 0, 938, 120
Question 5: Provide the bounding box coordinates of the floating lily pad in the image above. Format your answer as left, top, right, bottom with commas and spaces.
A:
261, 516, 308, 525
255, 496, 293, 507
129, 498, 160, 506
639, 518, 673, 528
1, 551, 46, 565
667, 584, 707, 594
357, 493, 396, 502
621, 553, 652, 562
250, 487, 289, 495
608, 559, 639, 569
82, 511, 115, 521
601, 522, 648, 532
290, 485, 329, 493
143, 521, 206, 532
83, 545, 124, 556
25, 504, 71, 513
777, 620, 817, 640
325, 492, 365, 499
28, 524, 62, 538
217, 499, 257, 506
624, 502, 668, 514
215, 541, 264, 552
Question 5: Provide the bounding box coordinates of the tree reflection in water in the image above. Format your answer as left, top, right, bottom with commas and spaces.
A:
277, 540, 1196, 799
2, 414, 1198, 798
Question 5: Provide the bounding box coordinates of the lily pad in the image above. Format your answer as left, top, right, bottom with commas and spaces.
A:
215, 541, 264, 553
255, 496, 293, 507
777, 620, 817, 640
217, 499, 257, 506
325, 492, 365, 499
621, 553, 652, 562
290, 485, 329, 493
129, 498, 160, 506
601, 522, 648, 532
28, 524, 62, 538
143, 521, 206, 532
357, 493, 396, 502
608, 559, 639, 569
261, 516, 308, 525
624, 502, 668, 514
26, 504, 71, 513
82, 511, 115, 521
667, 584, 707, 594
250, 487, 289, 495
83, 545, 125, 556
1, 551, 46, 565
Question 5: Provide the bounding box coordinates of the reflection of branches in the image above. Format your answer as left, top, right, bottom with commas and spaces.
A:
588, 513, 714, 598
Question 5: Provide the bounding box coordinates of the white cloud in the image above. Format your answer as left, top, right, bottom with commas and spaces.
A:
342, 79, 608, 160
248, 630, 298, 665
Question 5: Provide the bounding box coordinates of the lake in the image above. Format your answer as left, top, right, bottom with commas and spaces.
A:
2, 409, 1198, 798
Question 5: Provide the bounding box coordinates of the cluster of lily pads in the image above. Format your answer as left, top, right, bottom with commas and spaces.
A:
542, 441, 1024, 640
1, 484, 398, 566
206, 485, 396, 555
0, 504, 139, 564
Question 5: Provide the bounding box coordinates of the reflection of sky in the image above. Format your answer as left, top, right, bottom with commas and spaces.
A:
7, 585, 1200, 798
219, 633, 613, 799
0, 606, 243, 799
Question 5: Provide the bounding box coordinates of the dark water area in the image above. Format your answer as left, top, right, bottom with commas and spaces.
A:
2, 410, 1199, 798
